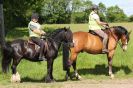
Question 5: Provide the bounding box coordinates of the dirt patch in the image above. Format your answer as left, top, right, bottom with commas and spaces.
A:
61, 79, 133, 88
1, 79, 133, 88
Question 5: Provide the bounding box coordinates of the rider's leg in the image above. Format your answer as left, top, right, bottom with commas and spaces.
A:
30, 37, 47, 60
39, 39, 47, 61
93, 30, 108, 53
102, 33, 108, 52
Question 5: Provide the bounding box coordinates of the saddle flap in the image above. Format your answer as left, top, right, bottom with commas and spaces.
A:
27, 39, 49, 54
89, 29, 109, 38
27, 40, 40, 51
89, 30, 97, 35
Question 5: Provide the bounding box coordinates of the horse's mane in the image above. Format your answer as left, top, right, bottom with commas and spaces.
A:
113, 26, 128, 36
48, 28, 65, 38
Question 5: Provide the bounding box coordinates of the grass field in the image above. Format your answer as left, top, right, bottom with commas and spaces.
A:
0, 23, 133, 87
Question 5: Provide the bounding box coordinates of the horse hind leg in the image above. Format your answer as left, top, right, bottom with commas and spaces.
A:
11, 57, 21, 83
65, 52, 79, 80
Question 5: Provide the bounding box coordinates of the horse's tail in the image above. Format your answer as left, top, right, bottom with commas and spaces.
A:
62, 44, 71, 71
1, 42, 13, 73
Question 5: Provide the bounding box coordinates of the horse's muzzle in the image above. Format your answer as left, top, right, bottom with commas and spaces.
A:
122, 45, 127, 52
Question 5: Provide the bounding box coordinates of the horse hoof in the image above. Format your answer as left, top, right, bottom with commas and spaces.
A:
11, 76, 21, 83
45, 76, 54, 83
76, 75, 82, 80
51, 79, 55, 83
11, 72, 21, 83
45, 80, 55, 83
65, 74, 70, 81
110, 74, 114, 79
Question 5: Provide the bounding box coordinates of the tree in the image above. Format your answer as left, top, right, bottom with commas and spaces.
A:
106, 5, 128, 22
41, 0, 71, 23
71, 0, 93, 23
3, 0, 44, 33
129, 15, 133, 22
98, 2, 107, 21
0, 0, 5, 46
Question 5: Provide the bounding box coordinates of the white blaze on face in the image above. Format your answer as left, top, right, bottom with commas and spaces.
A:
122, 40, 128, 51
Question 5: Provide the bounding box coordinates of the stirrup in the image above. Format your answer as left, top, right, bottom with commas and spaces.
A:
102, 49, 109, 53
39, 56, 47, 61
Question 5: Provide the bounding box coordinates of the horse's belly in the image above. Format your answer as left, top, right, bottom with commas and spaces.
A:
84, 37, 103, 54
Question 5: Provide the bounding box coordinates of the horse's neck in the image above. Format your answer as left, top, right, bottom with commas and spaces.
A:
107, 28, 120, 42
51, 33, 63, 50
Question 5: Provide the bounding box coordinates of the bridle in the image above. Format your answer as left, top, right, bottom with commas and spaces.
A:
42, 30, 73, 47
107, 27, 127, 48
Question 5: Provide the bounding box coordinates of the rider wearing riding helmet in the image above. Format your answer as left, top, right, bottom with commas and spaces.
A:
88, 4, 109, 53
28, 13, 47, 61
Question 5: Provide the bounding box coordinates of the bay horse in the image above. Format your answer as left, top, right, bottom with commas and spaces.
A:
2, 27, 74, 83
63, 26, 130, 80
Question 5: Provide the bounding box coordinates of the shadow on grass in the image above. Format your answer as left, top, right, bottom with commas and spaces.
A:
20, 64, 132, 83
21, 76, 67, 83
21, 77, 45, 83
78, 64, 132, 76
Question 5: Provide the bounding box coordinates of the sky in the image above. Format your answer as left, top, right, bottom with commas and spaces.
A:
92, 0, 133, 16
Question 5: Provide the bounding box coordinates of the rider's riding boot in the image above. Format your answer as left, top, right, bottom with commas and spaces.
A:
102, 37, 109, 53
38, 41, 47, 61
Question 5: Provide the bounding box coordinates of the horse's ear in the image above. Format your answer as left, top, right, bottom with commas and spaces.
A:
64, 27, 66, 29
128, 30, 132, 36
68, 26, 70, 29
64, 26, 70, 31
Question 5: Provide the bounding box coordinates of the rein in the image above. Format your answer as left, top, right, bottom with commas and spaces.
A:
42, 35, 70, 47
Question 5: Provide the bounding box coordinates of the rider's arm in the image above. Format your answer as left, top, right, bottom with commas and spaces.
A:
29, 24, 44, 35
96, 19, 108, 25
93, 14, 108, 26
40, 29, 46, 35
32, 29, 43, 35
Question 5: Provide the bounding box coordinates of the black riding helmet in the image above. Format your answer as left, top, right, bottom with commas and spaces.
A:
91, 4, 99, 10
31, 13, 39, 20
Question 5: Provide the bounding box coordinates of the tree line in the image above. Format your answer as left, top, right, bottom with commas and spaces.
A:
3, 0, 133, 32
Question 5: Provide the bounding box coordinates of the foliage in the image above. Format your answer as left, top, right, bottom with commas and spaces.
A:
106, 5, 128, 22
41, 0, 71, 24
129, 15, 133, 22
98, 2, 107, 21
3, 0, 44, 32
3, 0, 132, 33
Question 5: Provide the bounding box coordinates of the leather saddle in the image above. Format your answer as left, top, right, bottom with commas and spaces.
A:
27, 39, 49, 53
88, 29, 109, 39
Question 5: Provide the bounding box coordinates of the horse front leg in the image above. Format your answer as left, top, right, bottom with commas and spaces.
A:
45, 58, 54, 83
11, 58, 21, 83
72, 61, 82, 80
65, 68, 71, 80
107, 50, 115, 79
65, 53, 79, 80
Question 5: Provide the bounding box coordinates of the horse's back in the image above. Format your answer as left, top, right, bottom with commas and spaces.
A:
72, 31, 103, 53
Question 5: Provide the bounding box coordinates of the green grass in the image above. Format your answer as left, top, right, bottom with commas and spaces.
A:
0, 23, 133, 87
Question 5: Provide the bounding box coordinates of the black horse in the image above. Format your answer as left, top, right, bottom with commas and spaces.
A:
2, 27, 74, 83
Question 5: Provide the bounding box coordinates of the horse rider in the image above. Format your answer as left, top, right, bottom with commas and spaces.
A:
88, 4, 109, 53
28, 13, 47, 61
